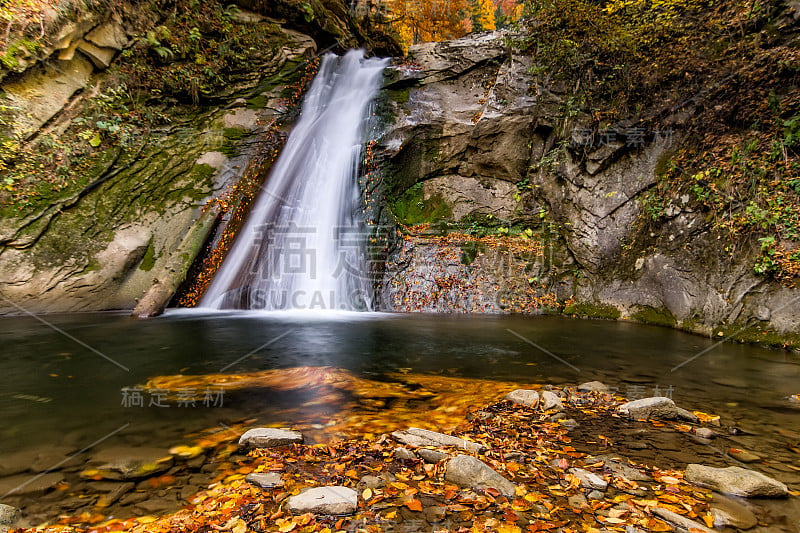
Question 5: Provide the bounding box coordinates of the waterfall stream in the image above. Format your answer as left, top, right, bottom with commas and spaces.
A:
201, 50, 388, 311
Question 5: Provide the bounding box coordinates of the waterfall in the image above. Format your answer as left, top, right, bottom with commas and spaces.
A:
201, 50, 388, 311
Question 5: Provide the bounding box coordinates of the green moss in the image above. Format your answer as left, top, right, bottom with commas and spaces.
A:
139, 238, 157, 271
563, 301, 621, 320
223, 127, 247, 141
390, 182, 452, 225
714, 324, 800, 351
631, 305, 677, 327
246, 95, 268, 109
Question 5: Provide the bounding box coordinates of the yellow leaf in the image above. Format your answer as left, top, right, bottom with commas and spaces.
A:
232, 518, 248, 533
362, 488, 373, 500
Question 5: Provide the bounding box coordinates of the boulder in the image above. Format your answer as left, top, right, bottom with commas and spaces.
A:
246, 472, 284, 488
540, 390, 564, 411
569, 468, 608, 490
685, 465, 788, 497
617, 397, 698, 422
505, 389, 539, 407
287, 486, 357, 515
239, 428, 303, 449
444, 455, 515, 497
391, 428, 485, 453
418, 449, 449, 463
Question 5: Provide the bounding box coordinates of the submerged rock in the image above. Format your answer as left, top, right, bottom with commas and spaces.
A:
287, 486, 357, 515
578, 381, 610, 393
444, 455, 515, 497
685, 464, 788, 497
391, 428, 485, 453
0, 472, 64, 496
238, 428, 303, 449
709, 493, 758, 530
85, 447, 174, 480
505, 389, 539, 407
653, 507, 713, 533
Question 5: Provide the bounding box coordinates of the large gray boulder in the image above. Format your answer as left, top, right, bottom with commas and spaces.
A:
391, 428, 485, 453
685, 465, 788, 497
239, 428, 303, 449
540, 390, 564, 411
444, 455, 515, 497
617, 397, 698, 422
287, 486, 357, 515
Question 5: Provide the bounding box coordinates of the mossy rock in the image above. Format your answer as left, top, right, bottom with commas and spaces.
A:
563, 301, 621, 320
630, 305, 677, 327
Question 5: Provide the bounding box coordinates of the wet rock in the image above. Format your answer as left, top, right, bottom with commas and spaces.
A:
729, 448, 761, 463
568, 494, 587, 508
505, 389, 539, 407
617, 397, 698, 422
578, 381, 609, 393
444, 455, 516, 497
0, 472, 64, 496
95, 482, 135, 507
134, 498, 174, 514
238, 428, 303, 449
587, 490, 604, 500
0, 505, 20, 525
424, 505, 447, 523
562, 419, 579, 430
653, 507, 713, 533
246, 472, 284, 489
87, 447, 174, 480
391, 428, 485, 453
695, 427, 715, 439
569, 468, 608, 490
541, 391, 564, 411
287, 486, 358, 515
418, 449, 449, 463
359, 475, 385, 489
685, 464, 788, 497
393, 447, 417, 460
119, 491, 149, 506
710, 493, 758, 530
549, 412, 567, 422
593, 455, 651, 482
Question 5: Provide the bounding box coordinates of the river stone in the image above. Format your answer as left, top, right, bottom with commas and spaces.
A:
393, 447, 417, 460
287, 486, 357, 515
653, 507, 713, 533
0, 472, 64, 496
568, 493, 587, 508
695, 427, 715, 439
238, 428, 303, 449
593, 455, 651, 482
710, 493, 758, 530
391, 428, 485, 453
577, 381, 609, 393
88, 447, 174, 480
729, 448, 761, 463
0, 505, 20, 525
685, 464, 788, 497
587, 490, 604, 500
569, 468, 608, 490
617, 397, 698, 422
505, 389, 539, 407
418, 449, 449, 463
444, 455, 515, 497
246, 472, 284, 488
540, 390, 564, 411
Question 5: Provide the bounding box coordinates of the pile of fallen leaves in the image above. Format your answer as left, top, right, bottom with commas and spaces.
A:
16, 373, 720, 533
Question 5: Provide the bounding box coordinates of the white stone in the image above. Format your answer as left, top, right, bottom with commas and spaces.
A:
685, 465, 788, 497
287, 486, 357, 515
238, 428, 303, 449
569, 468, 608, 490
540, 390, 564, 411
505, 389, 539, 407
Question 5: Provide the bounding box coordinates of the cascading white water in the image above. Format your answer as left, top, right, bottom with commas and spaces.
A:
201, 50, 388, 311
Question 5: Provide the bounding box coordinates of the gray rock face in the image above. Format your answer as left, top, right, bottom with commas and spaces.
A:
287, 486, 358, 515
239, 428, 303, 449
444, 455, 516, 497
246, 472, 284, 488
540, 390, 564, 411
568, 468, 608, 490
578, 381, 609, 393
0, 505, 20, 525
418, 449, 449, 463
685, 464, 789, 497
391, 428, 485, 453
617, 397, 698, 422
505, 389, 539, 407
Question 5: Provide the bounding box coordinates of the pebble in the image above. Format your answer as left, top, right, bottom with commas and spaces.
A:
444, 454, 516, 497
695, 427, 715, 439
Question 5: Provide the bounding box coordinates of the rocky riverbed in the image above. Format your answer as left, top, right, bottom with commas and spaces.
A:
1, 374, 797, 532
